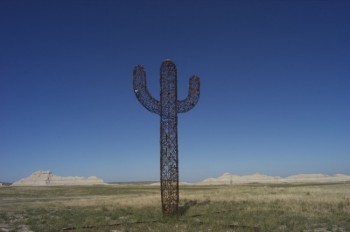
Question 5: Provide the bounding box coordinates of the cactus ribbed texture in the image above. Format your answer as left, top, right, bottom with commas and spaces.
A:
133, 59, 200, 215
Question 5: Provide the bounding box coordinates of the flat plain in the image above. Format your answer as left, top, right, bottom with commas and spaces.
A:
0, 182, 349, 232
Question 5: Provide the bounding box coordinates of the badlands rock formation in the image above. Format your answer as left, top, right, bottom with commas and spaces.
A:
285, 174, 350, 183
12, 170, 106, 186
197, 172, 350, 185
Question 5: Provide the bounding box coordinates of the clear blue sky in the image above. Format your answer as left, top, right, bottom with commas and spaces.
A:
1, 1, 349, 183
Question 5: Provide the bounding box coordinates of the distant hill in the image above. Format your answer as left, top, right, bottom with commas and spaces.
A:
196, 173, 350, 185
12, 170, 106, 186
108, 181, 157, 185
0, 182, 12, 186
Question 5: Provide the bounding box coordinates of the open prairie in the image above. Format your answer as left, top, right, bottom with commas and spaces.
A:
1, 183, 349, 232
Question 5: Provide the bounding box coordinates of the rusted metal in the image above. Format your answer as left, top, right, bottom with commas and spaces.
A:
133, 59, 200, 215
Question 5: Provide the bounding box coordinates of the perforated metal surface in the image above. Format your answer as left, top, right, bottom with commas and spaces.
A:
133, 59, 200, 215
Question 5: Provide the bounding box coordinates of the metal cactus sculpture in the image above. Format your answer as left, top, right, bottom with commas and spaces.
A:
133, 59, 200, 215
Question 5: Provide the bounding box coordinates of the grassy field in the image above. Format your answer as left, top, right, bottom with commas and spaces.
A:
0, 183, 349, 232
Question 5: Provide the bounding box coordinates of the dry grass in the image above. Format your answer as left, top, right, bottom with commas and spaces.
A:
0, 183, 349, 231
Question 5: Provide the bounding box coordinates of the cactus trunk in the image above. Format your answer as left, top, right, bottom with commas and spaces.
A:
160, 60, 179, 215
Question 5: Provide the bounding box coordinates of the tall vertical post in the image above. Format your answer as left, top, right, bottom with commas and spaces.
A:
133, 59, 200, 215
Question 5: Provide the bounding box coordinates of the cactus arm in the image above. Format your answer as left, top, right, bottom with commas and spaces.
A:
133, 65, 160, 115
177, 75, 200, 113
